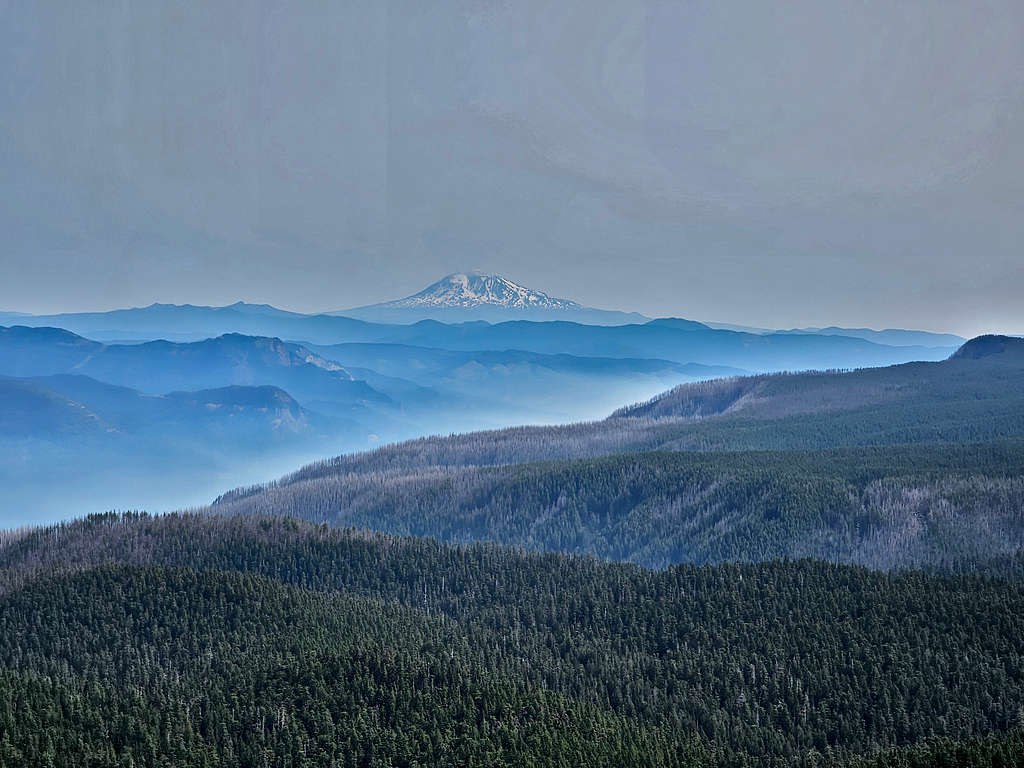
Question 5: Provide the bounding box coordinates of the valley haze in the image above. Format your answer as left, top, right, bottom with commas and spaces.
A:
0, 272, 989, 526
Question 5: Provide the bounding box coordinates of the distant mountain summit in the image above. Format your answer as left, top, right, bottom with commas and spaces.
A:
336, 272, 648, 325
383, 272, 583, 311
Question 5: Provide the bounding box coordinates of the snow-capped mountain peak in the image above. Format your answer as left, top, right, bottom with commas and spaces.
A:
383, 273, 584, 311
337, 272, 649, 325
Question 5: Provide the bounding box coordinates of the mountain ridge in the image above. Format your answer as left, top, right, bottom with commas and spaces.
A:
208, 334, 1024, 541
0, 374, 324, 439
0, 326, 394, 416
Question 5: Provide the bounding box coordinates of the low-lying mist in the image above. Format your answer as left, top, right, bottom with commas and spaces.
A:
0, 379, 682, 527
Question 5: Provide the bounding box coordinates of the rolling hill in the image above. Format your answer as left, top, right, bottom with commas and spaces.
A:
615, 333, 1024, 422
0, 327, 392, 416
0, 375, 330, 443
1, 513, 1022, 766
208, 337, 1024, 571
216, 335, 1024, 481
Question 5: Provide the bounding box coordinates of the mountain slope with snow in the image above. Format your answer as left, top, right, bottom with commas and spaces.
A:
386, 273, 582, 310
338, 272, 648, 325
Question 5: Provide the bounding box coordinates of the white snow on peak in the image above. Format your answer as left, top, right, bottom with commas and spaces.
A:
381, 273, 583, 311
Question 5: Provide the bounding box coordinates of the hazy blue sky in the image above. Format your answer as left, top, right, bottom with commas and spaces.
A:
2, 1, 1022, 335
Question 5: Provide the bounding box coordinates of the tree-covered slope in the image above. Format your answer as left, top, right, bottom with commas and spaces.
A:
848, 730, 1024, 768
1, 513, 1024, 766
208, 441, 1024, 571
216, 335, 1024, 492
200, 337, 1024, 573
615, 334, 1024, 422
0, 565, 674, 767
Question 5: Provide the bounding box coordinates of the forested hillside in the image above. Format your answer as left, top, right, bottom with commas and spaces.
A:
615, 334, 1024, 421
207, 337, 1024, 572
0, 513, 1023, 766
210, 442, 1024, 571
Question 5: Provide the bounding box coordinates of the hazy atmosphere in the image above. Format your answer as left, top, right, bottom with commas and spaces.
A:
3, 0, 1023, 335
6, 3, 1024, 765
